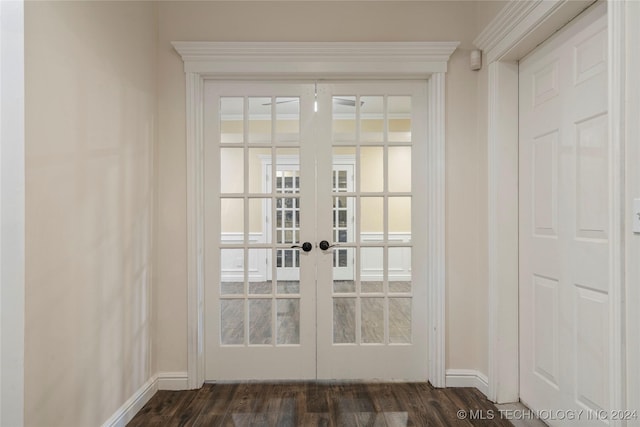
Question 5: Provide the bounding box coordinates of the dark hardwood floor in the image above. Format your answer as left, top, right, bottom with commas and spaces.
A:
127, 382, 513, 426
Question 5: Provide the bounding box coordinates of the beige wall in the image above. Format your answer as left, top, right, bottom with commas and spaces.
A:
156, 0, 489, 376
475, 0, 508, 34
25, 2, 157, 426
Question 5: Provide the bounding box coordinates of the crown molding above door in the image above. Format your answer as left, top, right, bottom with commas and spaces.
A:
172, 41, 459, 77
474, 0, 593, 63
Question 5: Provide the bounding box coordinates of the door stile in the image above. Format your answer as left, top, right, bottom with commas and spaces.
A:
313, 87, 335, 379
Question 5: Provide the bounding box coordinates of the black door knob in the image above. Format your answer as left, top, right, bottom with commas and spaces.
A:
291, 242, 313, 252
319, 240, 336, 251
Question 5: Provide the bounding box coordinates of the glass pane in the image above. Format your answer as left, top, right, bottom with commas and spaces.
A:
248, 148, 272, 193
277, 280, 299, 294
276, 171, 300, 194
276, 197, 299, 246
248, 198, 271, 244
388, 197, 411, 240
220, 249, 243, 295
333, 298, 356, 344
335, 171, 347, 192
360, 147, 383, 192
220, 147, 244, 193
275, 97, 299, 143
389, 247, 411, 293
334, 247, 354, 290
221, 198, 243, 243
277, 242, 300, 293
220, 97, 244, 144
361, 247, 383, 293
360, 197, 383, 242
388, 146, 411, 192
248, 97, 271, 143
361, 298, 384, 344
332, 147, 356, 193
275, 148, 300, 193
276, 249, 300, 269
388, 96, 412, 142
277, 299, 300, 345
389, 281, 411, 293
221, 299, 244, 345
249, 299, 272, 344
276, 173, 299, 195
333, 196, 354, 243
360, 96, 384, 142
333, 247, 354, 293
333, 280, 355, 294
333, 96, 356, 141
248, 248, 271, 294
389, 298, 411, 343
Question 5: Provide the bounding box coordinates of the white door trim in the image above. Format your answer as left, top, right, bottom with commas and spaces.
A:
475, 0, 628, 414
624, 1, 640, 421
172, 41, 458, 389
0, 1, 25, 425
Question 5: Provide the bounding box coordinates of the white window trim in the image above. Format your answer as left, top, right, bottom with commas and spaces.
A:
172, 41, 458, 389
475, 1, 629, 413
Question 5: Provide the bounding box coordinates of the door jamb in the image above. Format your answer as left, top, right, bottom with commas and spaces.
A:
474, 1, 627, 414
0, 1, 25, 426
172, 41, 458, 389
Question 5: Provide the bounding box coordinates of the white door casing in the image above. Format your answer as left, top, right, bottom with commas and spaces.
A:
0, 1, 25, 425
173, 41, 456, 388
519, 3, 610, 424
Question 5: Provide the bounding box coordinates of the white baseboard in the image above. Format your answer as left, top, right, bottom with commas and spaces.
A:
101, 375, 158, 427
157, 371, 189, 391
101, 371, 190, 427
445, 369, 489, 397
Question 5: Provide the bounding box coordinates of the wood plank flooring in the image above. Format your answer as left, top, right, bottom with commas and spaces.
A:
127, 382, 514, 426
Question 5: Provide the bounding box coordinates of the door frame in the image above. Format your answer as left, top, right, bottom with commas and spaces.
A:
0, 1, 25, 425
172, 41, 458, 389
474, 0, 630, 415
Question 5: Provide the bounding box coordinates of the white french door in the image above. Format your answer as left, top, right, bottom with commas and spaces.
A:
204, 81, 427, 381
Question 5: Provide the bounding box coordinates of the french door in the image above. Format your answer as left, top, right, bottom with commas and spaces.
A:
204, 81, 427, 380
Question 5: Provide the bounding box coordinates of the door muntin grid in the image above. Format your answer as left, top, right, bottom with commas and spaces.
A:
218, 95, 304, 347
209, 83, 425, 381
331, 94, 413, 346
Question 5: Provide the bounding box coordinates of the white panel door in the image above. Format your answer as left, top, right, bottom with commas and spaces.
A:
519, 3, 609, 424
204, 80, 427, 381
